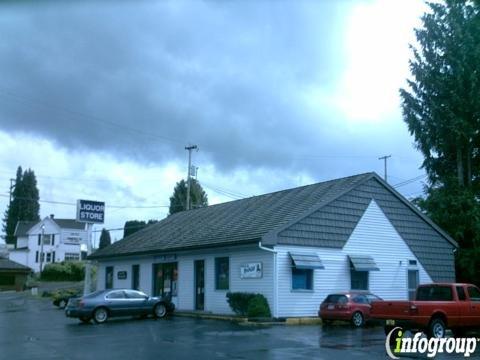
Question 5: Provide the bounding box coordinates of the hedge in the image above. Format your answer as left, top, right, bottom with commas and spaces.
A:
40, 261, 85, 281
226, 292, 271, 318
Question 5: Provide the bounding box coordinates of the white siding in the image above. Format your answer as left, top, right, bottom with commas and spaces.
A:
275, 200, 433, 317
95, 245, 274, 315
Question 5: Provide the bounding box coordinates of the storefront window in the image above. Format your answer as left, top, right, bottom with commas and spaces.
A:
215, 257, 229, 290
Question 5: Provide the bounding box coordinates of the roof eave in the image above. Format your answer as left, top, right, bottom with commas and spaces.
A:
88, 238, 260, 261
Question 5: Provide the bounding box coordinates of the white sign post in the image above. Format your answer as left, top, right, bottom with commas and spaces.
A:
76, 200, 105, 295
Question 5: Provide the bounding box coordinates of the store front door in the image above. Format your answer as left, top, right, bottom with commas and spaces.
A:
152, 262, 178, 299
194, 260, 205, 310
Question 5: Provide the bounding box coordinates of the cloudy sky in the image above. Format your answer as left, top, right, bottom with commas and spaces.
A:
0, 0, 429, 245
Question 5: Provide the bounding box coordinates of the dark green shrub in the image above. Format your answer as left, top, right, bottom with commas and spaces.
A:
226, 292, 271, 318
247, 294, 271, 318
41, 261, 85, 281
226, 292, 256, 316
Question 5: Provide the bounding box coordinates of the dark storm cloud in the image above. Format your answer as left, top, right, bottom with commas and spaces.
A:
0, 0, 411, 177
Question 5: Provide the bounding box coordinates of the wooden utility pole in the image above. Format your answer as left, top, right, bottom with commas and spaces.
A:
378, 155, 392, 182
185, 145, 198, 210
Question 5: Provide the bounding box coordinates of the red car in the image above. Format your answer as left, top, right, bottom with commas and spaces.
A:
318, 291, 382, 327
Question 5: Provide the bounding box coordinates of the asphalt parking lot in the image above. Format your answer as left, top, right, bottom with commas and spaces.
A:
0, 292, 477, 360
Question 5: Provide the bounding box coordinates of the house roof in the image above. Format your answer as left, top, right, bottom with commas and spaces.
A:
14, 221, 36, 237
0, 258, 31, 272
52, 219, 86, 230
92, 172, 456, 262
14, 219, 85, 237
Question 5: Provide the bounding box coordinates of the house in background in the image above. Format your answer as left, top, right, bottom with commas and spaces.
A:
90, 172, 457, 318
0, 244, 31, 291
9, 215, 88, 273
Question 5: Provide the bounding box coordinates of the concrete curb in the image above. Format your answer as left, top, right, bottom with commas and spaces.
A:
174, 311, 323, 326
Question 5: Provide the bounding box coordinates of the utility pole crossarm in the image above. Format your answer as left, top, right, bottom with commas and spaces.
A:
378, 155, 392, 183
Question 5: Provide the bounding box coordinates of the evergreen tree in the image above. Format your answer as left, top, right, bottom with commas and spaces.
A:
2, 166, 40, 245
123, 219, 159, 238
169, 178, 208, 215
401, 0, 480, 284
98, 228, 111, 249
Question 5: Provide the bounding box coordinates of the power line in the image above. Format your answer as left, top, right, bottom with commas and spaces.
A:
393, 174, 427, 188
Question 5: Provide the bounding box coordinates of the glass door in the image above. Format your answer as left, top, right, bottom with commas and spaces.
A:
153, 262, 178, 298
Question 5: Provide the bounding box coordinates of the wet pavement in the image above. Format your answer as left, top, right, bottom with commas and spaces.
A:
0, 292, 477, 359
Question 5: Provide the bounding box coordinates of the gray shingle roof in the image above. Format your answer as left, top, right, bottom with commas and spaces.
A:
90, 173, 373, 259
14, 221, 36, 237
89, 172, 457, 282
0, 258, 31, 272
53, 219, 86, 230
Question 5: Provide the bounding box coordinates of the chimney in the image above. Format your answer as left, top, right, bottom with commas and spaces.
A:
50, 214, 54, 219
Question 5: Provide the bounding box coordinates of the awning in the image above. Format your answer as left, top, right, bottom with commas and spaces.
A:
290, 252, 325, 269
348, 255, 379, 271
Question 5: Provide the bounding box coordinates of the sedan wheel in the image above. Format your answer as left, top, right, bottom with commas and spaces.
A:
93, 307, 108, 324
351, 311, 364, 327
154, 303, 167, 318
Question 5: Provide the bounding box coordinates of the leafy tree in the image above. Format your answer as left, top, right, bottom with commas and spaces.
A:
123, 219, 159, 238
401, 0, 480, 284
169, 179, 208, 215
98, 228, 111, 249
2, 166, 40, 245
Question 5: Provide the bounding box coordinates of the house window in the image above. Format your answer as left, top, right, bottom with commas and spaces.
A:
132, 264, 140, 290
408, 270, 419, 300
64, 253, 80, 261
52, 251, 56, 263
292, 268, 313, 290
215, 257, 229, 290
105, 266, 114, 289
41, 234, 52, 245
46, 253, 51, 262
351, 270, 369, 290
35, 251, 39, 263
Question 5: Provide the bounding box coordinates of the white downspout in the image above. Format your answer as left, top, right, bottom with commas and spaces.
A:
258, 241, 278, 318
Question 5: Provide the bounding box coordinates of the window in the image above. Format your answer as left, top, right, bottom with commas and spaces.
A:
292, 268, 313, 290
457, 286, 466, 301
0, 275, 15, 286
125, 290, 147, 299
351, 270, 368, 290
105, 266, 114, 289
46, 253, 51, 262
132, 264, 140, 290
52, 251, 55, 263
41, 234, 52, 245
468, 286, 480, 301
215, 257, 229, 290
408, 260, 417, 266
366, 294, 382, 303
408, 270, 419, 300
352, 295, 368, 304
35, 251, 39, 263
417, 286, 453, 301
325, 294, 348, 304
106, 290, 124, 299
152, 262, 178, 297
64, 253, 80, 261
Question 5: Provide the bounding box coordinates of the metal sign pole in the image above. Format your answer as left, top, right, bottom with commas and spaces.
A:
83, 223, 93, 295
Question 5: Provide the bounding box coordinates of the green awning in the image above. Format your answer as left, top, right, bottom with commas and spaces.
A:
290, 252, 325, 270
348, 255, 379, 271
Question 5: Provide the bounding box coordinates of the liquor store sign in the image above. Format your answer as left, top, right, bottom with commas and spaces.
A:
76, 200, 105, 224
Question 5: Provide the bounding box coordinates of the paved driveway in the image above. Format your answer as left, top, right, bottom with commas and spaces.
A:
0, 292, 476, 359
